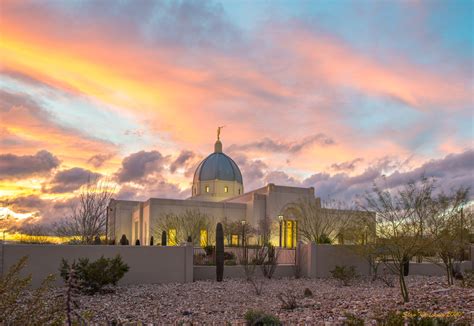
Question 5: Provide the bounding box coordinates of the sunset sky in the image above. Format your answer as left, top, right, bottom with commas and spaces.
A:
0, 0, 473, 227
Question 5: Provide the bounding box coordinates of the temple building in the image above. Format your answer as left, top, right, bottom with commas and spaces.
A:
107, 132, 370, 247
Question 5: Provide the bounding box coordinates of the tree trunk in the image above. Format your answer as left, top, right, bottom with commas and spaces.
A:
398, 267, 409, 303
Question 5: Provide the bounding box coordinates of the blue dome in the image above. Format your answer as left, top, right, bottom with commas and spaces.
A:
194, 152, 243, 184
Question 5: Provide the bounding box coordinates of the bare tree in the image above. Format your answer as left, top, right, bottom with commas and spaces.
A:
362, 177, 434, 303
54, 180, 114, 244
425, 187, 471, 285
153, 210, 213, 246
291, 198, 360, 244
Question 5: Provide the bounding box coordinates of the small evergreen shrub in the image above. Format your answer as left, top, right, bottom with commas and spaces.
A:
461, 269, 474, 288
224, 259, 237, 266
303, 287, 313, 297
150, 236, 154, 246
119, 234, 128, 245
342, 313, 364, 326
0, 256, 64, 325
244, 309, 281, 326
60, 255, 129, 294
330, 265, 358, 286
135, 239, 140, 246
224, 251, 236, 260
203, 245, 215, 256
93, 235, 101, 245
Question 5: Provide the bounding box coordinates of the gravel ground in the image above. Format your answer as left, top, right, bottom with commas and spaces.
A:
67, 276, 473, 325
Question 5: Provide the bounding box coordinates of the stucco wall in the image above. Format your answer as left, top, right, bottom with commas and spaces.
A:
1, 244, 193, 287
298, 243, 474, 278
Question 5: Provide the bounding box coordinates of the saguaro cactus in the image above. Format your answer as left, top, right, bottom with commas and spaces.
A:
216, 222, 224, 282
161, 230, 167, 246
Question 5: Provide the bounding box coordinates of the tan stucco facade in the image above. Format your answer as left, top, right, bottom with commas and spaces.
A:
108, 183, 320, 247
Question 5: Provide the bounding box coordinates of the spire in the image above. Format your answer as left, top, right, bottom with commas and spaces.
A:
215, 126, 224, 152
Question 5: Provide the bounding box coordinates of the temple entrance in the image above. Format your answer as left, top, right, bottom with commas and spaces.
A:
279, 205, 298, 249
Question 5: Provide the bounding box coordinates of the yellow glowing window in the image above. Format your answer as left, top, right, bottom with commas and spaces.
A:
168, 229, 177, 246
205, 186, 210, 193
231, 234, 239, 246
286, 220, 293, 248
200, 229, 208, 247
224, 186, 228, 193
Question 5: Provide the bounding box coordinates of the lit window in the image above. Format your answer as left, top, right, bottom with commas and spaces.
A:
224, 186, 228, 193
200, 229, 208, 247
205, 186, 210, 193
231, 234, 239, 246
168, 229, 177, 246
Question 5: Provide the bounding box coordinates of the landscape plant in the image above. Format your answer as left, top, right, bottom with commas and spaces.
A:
424, 187, 470, 285
0, 256, 65, 325
291, 198, 358, 244
362, 177, 435, 302
154, 210, 213, 246
277, 292, 298, 310
161, 230, 167, 246
244, 309, 281, 326
119, 234, 129, 245
330, 265, 358, 286
54, 179, 115, 244
60, 255, 129, 294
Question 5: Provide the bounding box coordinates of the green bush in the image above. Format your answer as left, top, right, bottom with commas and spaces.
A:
244, 309, 281, 326
343, 313, 364, 326
330, 265, 358, 286
60, 255, 129, 294
0, 256, 65, 325
374, 310, 466, 326
224, 251, 236, 260
225, 259, 237, 266
461, 269, 474, 288
203, 245, 215, 256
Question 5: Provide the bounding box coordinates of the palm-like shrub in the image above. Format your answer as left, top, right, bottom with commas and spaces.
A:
60, 255, 129, 294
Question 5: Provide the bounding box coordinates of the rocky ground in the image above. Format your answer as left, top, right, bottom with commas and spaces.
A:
66, 276, 473, 325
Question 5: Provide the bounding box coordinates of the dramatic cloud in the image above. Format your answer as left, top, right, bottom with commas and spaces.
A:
331, 158, 364, 172
228, 134, 335, 154
115, 150, 166, 183
87, 153, 114, 168
116, 176, 188, 201
302, 149, 474, 202
0, 150, 60, 179
44, 167, 102, 193
170, 150, 196, 173
0, 1, 471, 224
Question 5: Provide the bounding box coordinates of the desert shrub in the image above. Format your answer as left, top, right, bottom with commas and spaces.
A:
461, 269, 474, 288
405, 310, 459, 326
60, 255, 129, 294
225, 259, 237, 266
330, 265, 358, 286
374, 310, 465, 326
244, 309, 281, 326
343, 313, 364, 326
203, 245, 215, 256
277, 292, 298, 310
303, 287, 313, 297
119, 234, 129, 245
0, 256, 65, 325
374, 310, 404, 326
224, 251, 236, 260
